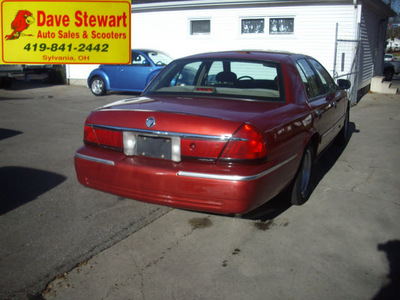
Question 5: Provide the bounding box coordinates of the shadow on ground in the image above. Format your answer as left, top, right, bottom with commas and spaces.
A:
242, 121, 359, 221
0, 167, 66, 214
373, 240, 400, 300
0, 128, 23, 141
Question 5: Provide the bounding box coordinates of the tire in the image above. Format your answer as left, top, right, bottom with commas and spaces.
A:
3, 78, 12, 89
291, 144, 314, 206
336, 105, 350, 145
384, 68, 394, 81
90, 77, 106, 96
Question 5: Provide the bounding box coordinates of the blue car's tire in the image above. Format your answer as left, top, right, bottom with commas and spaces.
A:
90, 76, 106, 96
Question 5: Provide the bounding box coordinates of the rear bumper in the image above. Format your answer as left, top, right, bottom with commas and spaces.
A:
74, 146, 298, 214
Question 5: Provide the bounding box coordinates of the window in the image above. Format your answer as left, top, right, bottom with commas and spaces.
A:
269, 18, 294, 34
241, 19, 265, 34
131, 52, 149, 66
146, 51, 172, 66
144, 58, 284, 102
190, 20, 210, 35
295, 59, 321, 99
171, 61, 202, 86
308, 59, 336, 94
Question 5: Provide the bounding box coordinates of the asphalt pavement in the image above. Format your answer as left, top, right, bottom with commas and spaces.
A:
1, 78, 400, 300
0, 77, 171, 300
44, 87, 400, 299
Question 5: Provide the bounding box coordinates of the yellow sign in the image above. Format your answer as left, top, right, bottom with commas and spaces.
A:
0, 0, 131, 64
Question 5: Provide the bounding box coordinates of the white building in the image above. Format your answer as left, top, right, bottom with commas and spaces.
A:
67, 0, 395, 103
386, 37, 400, 50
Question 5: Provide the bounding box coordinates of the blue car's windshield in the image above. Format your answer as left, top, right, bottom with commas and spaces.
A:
146, 51, 173, 66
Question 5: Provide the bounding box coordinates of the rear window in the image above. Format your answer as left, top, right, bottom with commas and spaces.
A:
143, 58, 285, 102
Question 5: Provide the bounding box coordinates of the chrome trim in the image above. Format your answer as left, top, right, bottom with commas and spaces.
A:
75, 153, 115, 166
88, 124, 240, 141
177, 154, 297, 181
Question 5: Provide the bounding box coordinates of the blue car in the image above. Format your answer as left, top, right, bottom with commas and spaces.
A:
88, 49, 172, 96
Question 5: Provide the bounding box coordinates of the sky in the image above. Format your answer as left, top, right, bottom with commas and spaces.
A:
384, 0, 400, 22
386, 0, 400, 14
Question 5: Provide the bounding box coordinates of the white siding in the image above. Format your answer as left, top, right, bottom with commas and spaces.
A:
67, 0, 392, 94
132, 5, 357, 74
66, 64, 99, 85
359, 6, 377, 88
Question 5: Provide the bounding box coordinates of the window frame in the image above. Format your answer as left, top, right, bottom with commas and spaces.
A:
189, 19, 211, 36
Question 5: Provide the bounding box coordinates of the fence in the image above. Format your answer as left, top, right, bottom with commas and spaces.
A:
333, 23, 361, 106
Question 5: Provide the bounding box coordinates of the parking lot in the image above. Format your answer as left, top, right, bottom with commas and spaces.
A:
1, 78, 399, 299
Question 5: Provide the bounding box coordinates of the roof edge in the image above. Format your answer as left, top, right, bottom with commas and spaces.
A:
132, 0, 355, 12
131, 0, 397, 18
131, 0, 396, 18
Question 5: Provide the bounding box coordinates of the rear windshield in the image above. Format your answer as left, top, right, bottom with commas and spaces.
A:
143, 58, 285, 102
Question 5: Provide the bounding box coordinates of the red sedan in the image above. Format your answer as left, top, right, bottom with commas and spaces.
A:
74, 51, 351, 215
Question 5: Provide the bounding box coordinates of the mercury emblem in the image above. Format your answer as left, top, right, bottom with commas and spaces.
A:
146, 117, 156, 128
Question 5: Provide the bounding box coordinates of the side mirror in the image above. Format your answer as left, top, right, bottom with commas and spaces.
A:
337, 79, 351, 90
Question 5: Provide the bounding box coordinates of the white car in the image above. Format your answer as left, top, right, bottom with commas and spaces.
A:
384, 54, 395, 62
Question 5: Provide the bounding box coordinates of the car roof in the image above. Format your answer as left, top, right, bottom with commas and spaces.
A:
132, 49, 154, 53
179, 50, 307, 63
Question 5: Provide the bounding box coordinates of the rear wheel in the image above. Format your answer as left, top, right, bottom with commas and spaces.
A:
384, 68, 394, 81
0, 77, 12, 89
291, 144, 314, 206
90, 77, 106, 96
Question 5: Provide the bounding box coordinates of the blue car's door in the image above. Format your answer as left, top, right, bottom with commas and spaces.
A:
100, 65, 118, 86
114, 51, 153, 91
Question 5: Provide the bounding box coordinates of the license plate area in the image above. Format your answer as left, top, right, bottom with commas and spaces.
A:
123, 131, 181, 162
137, 135, 171, 160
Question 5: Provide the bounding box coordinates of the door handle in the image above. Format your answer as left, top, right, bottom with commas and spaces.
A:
329, 101, 337, 108
315, 109, 323, 118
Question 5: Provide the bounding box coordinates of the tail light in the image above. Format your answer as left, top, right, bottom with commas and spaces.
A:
181, 124, 267, 163
181, 139, 226, 160
84, 125, 123, 150
219, 124, 267, 161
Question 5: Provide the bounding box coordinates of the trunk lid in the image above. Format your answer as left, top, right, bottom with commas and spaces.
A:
88, 95, 283, 136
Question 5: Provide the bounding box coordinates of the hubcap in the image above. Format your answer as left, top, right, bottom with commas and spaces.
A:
299, 148, 312, 197
92, 80, 103, 94
344, 111, 349, 138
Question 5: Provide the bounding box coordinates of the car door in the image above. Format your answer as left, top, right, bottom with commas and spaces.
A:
100, 64, 118, 87
115, 51, 153, 91
307, 58, 347, 130
296, 58, 341, 153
